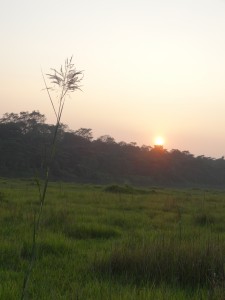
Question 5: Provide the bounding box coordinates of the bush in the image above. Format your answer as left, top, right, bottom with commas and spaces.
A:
104, 184, 151, 195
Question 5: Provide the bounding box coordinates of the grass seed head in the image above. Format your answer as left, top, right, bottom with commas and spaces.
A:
46, 56, 83, 93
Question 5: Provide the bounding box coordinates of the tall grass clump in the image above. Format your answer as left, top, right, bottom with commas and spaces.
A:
193, 211, 215, 226
21, 57, 83, 299
94, 235, 225, 288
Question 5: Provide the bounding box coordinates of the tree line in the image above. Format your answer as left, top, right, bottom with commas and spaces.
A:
0, 111, 225, 187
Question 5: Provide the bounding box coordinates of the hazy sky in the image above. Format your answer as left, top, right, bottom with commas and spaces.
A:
1, 0, 225, 158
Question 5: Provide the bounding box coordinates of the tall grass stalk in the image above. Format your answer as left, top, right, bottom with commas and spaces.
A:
21, 57, 83, 300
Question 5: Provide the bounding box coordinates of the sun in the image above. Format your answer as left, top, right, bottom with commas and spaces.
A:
155, 136, 164, 146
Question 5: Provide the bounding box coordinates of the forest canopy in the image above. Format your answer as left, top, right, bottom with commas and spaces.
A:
0, 111, 225, 187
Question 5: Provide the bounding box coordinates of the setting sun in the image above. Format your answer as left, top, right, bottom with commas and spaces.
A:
155, 136, 164, 146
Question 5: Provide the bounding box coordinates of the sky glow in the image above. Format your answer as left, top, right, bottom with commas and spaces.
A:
155, 137, 164, 146
1, 0, 225, 158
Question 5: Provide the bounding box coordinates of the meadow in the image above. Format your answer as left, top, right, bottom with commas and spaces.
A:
1, 178, 225, 299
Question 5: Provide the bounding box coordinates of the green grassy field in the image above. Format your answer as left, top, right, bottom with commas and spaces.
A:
1, 178, 225, 299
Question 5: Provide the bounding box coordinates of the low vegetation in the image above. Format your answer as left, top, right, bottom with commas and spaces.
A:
1, 178, 225, 299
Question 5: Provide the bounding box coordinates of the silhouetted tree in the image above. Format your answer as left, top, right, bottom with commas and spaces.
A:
1, 110, 225, 187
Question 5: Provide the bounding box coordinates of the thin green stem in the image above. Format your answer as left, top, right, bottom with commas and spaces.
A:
41, 69, 57, 119
21, 214, 37, 300
21, 57, 83, 300
21, 92, 63, 300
